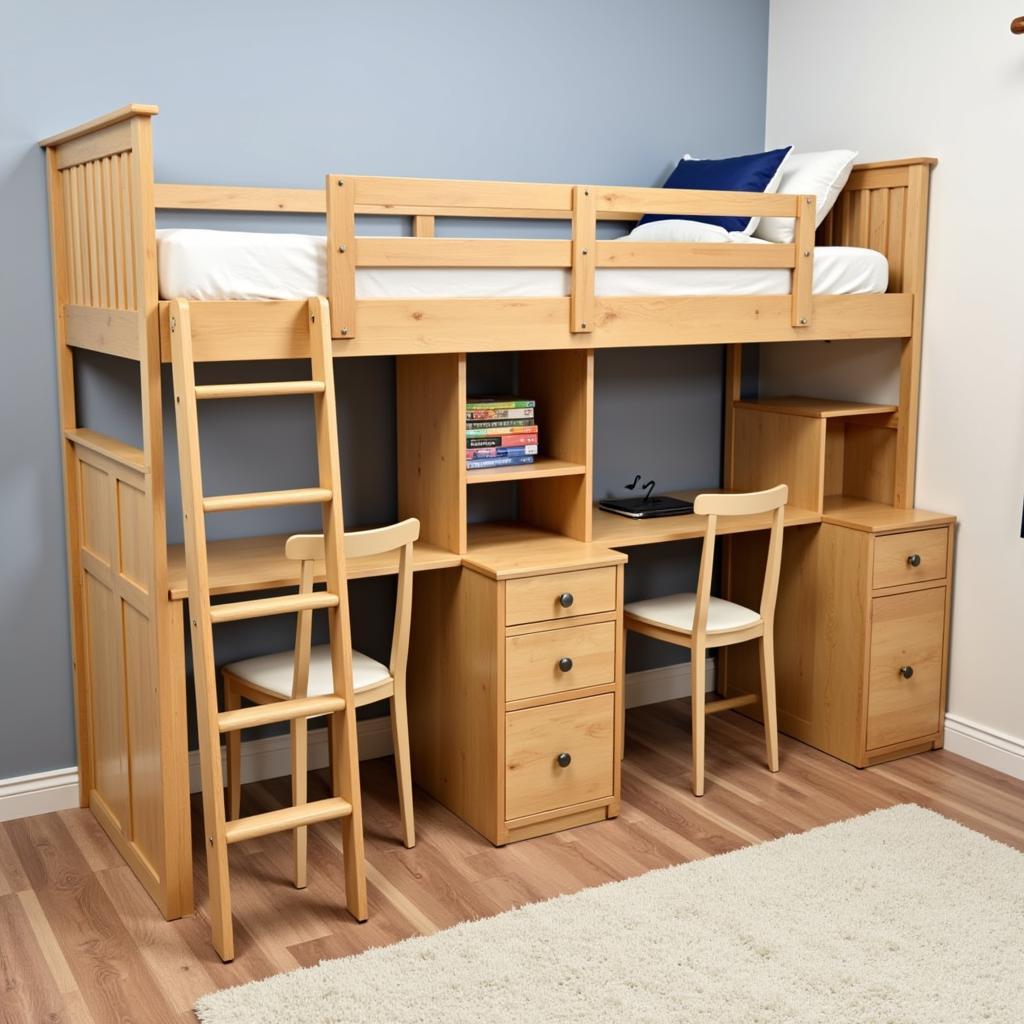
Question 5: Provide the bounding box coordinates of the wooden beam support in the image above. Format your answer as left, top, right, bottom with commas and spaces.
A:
325, 174, 356, 340
791, 194, 815, 328
571, 185, 595, 333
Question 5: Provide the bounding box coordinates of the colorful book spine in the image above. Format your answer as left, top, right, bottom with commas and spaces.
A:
466, 445, 538, 460
465, 417, 536, 429
467, 433, 539, 449
466, 454, 536, 470
466, 398, 536, 411
466, 408, 535, 421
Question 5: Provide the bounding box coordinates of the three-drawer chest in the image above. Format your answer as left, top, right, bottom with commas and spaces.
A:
408, 526, 626, 845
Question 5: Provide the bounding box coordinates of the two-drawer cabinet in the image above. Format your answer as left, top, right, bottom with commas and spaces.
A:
724, 511, 955, 768
407, 543, 626, 845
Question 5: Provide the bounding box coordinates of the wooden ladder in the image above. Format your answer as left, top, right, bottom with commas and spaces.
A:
168, 296, 367, 962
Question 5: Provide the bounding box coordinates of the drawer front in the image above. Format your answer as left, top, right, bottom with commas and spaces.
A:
505, 567, 617, 626
505, 693, 614, 820
866, 587, 945, 750
873, 528, 948, 590
505, 620, 616, 703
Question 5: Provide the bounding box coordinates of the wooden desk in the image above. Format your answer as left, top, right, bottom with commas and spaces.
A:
592, 492, 821, 549
166, 535, 462, 601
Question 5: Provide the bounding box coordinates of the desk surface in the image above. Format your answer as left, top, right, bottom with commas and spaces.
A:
167, 496, 948, 600
167, 534, 461, 600
592, 492, 821, 548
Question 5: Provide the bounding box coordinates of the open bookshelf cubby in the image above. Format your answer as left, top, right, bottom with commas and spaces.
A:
730, 395, 900, 514
396, 348, 594, 555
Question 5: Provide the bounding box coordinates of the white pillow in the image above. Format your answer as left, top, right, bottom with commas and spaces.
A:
680, 149, 792, 236
623, 218, 730, 243
753, 149, 858, 244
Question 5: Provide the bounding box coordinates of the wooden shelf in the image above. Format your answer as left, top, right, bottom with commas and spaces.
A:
734, 396, 898, 420
464, 522, 626, 580
821, 496, 956, 534
465, 456, 587, 485
592, 490, 821, 549
167, 533, 461, 601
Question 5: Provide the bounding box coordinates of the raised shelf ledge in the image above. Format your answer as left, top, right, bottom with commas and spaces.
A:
821, 496, 955, 534
465, 456, 587, 485
733, 396, 898, 420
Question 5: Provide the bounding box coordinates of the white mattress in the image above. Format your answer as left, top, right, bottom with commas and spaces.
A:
156, 228, 889, 302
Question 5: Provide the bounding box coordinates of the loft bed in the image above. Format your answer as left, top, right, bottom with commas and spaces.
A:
39, 104, 938, 920
42, 106, 933, 369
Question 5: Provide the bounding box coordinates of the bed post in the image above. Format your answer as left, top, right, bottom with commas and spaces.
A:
893, 161, 933, 509
40, 105, 193, 920
818, 157, 936, 509
326, 173, 356, 340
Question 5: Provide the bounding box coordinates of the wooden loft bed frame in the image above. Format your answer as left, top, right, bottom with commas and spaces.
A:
39, 104, 938, 920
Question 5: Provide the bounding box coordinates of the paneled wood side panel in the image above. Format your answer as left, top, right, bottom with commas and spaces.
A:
407, 568, 501, 843
83, 569, 129, 831
396, 353, 466, 554
730, 407, 825, 513
723, 523, 870, 767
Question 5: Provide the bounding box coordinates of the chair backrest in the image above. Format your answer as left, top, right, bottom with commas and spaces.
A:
690, 485, 788, 641
283, 518, 421, 699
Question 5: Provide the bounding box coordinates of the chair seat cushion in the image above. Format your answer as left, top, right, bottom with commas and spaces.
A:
223, 644, 391, 699
624, 593, 761, 634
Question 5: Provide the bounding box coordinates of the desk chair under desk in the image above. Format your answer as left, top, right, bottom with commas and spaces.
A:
43, 105, 951, 924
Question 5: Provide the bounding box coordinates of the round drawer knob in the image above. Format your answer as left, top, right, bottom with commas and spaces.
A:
558, 656, 574, 673
558, 592, 574, 609
556, 752, 572, 768
899, 665, 914, 679
907, 553, 922, 567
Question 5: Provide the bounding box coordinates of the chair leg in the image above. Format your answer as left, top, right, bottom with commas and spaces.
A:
390, 693, 416, 849
690, 647, 706, 797
225, 683, 241, 821
759, 632, 780, 773
291, 717, 308, 889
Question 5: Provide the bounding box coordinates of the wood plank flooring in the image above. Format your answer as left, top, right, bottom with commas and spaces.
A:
3, 701, 1023, 1023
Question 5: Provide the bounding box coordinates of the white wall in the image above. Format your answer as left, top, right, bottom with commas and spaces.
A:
763, 1, 1024, 777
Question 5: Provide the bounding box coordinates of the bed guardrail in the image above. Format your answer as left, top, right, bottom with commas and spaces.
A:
322, 175, 817, 341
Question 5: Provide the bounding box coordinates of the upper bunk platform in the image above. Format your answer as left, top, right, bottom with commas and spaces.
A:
40, 105, 933, 363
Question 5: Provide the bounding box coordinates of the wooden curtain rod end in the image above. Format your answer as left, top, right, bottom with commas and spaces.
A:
1012, 15, 1024, 34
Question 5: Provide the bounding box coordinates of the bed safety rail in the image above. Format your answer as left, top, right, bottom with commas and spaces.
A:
323, 175, 817, 341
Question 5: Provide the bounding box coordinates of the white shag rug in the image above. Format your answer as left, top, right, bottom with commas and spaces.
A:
195, 805, 1024, 1023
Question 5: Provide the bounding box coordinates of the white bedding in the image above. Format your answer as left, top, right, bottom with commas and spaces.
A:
156, 228, 889, 302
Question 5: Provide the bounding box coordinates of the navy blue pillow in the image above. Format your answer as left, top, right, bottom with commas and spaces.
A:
639, 146, 792, 233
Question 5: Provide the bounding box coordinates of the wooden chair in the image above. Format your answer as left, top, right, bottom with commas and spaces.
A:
222, 518, 420, 886
622, 485, 788, 797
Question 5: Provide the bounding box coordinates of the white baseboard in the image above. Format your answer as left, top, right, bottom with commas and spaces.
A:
943, 714, 1024, 782
625, 659, 715, 709
187, 714, 395, 793
0, 661, 714, 822
0, 766, 80, 823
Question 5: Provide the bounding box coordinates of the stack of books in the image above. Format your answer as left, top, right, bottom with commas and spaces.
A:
466, 398, 538, 471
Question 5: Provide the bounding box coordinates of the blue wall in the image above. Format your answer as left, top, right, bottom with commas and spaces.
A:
0, 0, 769, 778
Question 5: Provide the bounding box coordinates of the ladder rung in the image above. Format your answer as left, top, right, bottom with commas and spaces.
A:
209, 591, 340, 624
703, 694, 759, 716
195, 381, 326, 400
202, 487, 332, 513
218, 694, 346, 733
224, 796, 353, 845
